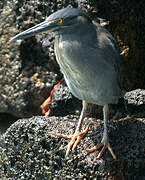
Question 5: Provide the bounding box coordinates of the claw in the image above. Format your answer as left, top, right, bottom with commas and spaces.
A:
66, 134, 79, 156
86, 141, 116, 159
51, 124, 90, 156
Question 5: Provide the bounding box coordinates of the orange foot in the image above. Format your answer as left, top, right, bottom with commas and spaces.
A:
40, 78, 64, 117
86, 139, 116, 159
51, 125, 90, 156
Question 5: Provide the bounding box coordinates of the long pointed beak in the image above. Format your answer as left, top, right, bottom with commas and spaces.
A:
10, 20, 54, 42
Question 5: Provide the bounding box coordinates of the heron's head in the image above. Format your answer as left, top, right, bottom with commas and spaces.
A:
10, 8, 91, 41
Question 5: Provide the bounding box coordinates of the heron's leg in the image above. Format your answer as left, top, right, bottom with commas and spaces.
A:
51, 101, 91, 156
86, 104, 116, 159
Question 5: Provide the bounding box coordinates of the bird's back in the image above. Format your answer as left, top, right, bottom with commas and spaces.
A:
92, 21, 123, 90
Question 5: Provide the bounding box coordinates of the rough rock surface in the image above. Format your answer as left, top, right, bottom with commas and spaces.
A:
124, 89, 145, 118
125, 89, 145, 106
0, 2, 57, 117
0, 89, 145, 179
0, 115, 145, 179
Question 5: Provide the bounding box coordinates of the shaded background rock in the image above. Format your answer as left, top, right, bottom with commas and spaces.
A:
0, 116, 145, 179
47, 83, 82, 117
124, 89, 145, 118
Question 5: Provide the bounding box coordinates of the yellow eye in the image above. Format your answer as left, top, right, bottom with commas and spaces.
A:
58, 18, 63, 24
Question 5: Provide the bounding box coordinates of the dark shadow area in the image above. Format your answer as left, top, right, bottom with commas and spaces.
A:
0, 113, 18, 134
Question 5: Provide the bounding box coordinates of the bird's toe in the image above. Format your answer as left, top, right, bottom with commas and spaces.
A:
86, 140, 116, 160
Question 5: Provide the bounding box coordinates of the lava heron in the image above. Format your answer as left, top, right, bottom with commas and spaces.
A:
10, 8, 123, 159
